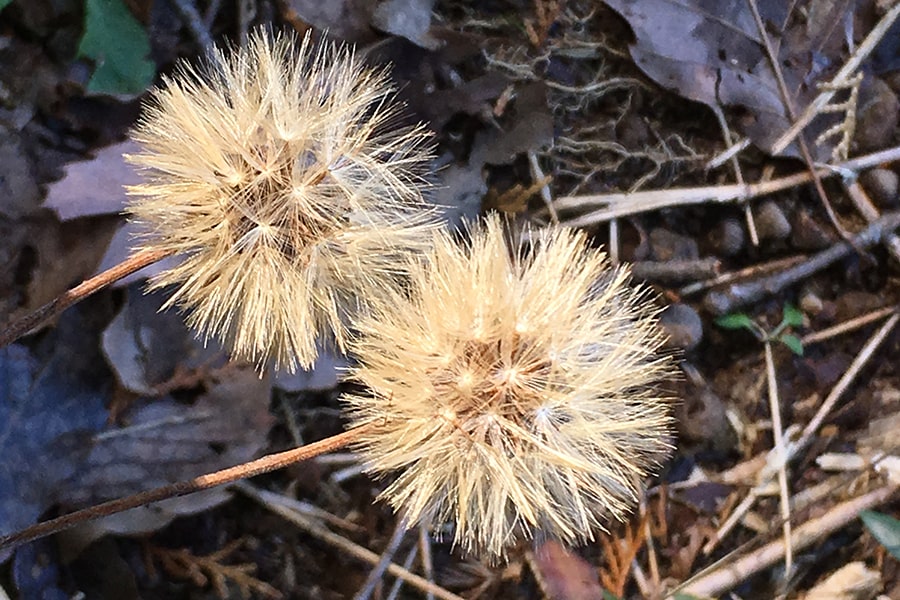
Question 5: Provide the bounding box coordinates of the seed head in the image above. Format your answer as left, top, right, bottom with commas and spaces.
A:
344, 215, 674, 560
126, 30, 437, 371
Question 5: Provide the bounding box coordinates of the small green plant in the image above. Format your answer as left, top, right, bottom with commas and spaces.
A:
716, 304, 805, 355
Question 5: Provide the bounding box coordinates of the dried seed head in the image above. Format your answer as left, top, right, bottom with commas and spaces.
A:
345, 215, 675, 560
126, 30, 437, 371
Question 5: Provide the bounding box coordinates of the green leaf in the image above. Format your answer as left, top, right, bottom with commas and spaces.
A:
779, 334, 804, 356
602, 592, 621, 600
78, 0, 155, 95
715, 313, 755, 331
861, 510, 900, 560
0, 1, 12, 12
781, 304, 804, 328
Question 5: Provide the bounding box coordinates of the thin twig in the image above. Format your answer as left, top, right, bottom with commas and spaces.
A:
845, 178, 900, 262
548, 146, 900, 228
703, 310, 898, 556
0, 425, 369, 554
748, 0, 850, 240
704, 211, 900, 315
705, 3, 900, 166
680, 255, 806, 297
355, 518, 409, 600
630, 258, 720, 284
236, 483, 465, 600
418, 523, 436, 600
796, 312, 900, 452
677, 484, 899, 598
0, 248, 171, 349
801, 305, 896, 346
386, 545, 419, 600
710, 99, 758, 245
763, 341, 793, 578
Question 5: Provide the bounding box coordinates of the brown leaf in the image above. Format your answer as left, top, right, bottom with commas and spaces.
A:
604, 0, 853, 158
101, 285, 224, 395
531, 541, 604, 600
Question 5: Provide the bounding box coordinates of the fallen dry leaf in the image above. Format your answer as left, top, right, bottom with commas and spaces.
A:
531, 540, 605, 600
283, 0, 375, 42
101, 285, 224, 396
0, 302, 113, 564
43, 140, 140, 221
59, 365, 275, 505
372, 0, 440, 49
603, 0, 859, 158
1, 297, 274, 564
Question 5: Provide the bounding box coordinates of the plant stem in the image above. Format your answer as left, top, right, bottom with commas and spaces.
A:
0, 424, 370, 553
0, 248, 171, 349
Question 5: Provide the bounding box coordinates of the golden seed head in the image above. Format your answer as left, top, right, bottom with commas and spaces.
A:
345, 215, 675, 560
126, 29, 438, 371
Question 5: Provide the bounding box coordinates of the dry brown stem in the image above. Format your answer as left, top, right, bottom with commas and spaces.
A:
0, 425, 369, 554
0, 248, 171, 349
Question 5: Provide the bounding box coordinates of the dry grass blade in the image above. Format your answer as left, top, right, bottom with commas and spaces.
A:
769, 3, 900, 155
797, 312, 900, 452
234, 482, 465, 600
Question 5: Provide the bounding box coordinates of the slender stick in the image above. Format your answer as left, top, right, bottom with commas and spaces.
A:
0, 424, 369, 554
678, 484, 899, 598
763, 341, 793, 577
0, 248, 172, 349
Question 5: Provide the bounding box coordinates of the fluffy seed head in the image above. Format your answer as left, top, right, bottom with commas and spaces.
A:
126, 30, 437, 371
345, 215, 675, 560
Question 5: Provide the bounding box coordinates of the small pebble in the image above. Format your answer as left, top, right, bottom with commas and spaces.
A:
791, 209, 835, 250
755, 200, 792, 242
799, 287, 825, 316
649, 228, 699, 261
708, 218, 745, 256
860, 168, 899, 208
659, 303, 703, 351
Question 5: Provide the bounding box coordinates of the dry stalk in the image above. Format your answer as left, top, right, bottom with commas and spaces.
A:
747, 0, 848, 239
702, 310, 899, 555
704, 211, 900, 315
769, 3, 900, 156
0, 248, 171, 349
354, 517, 409, 600
800, 305, 897, 346
0, 425, 370, 553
